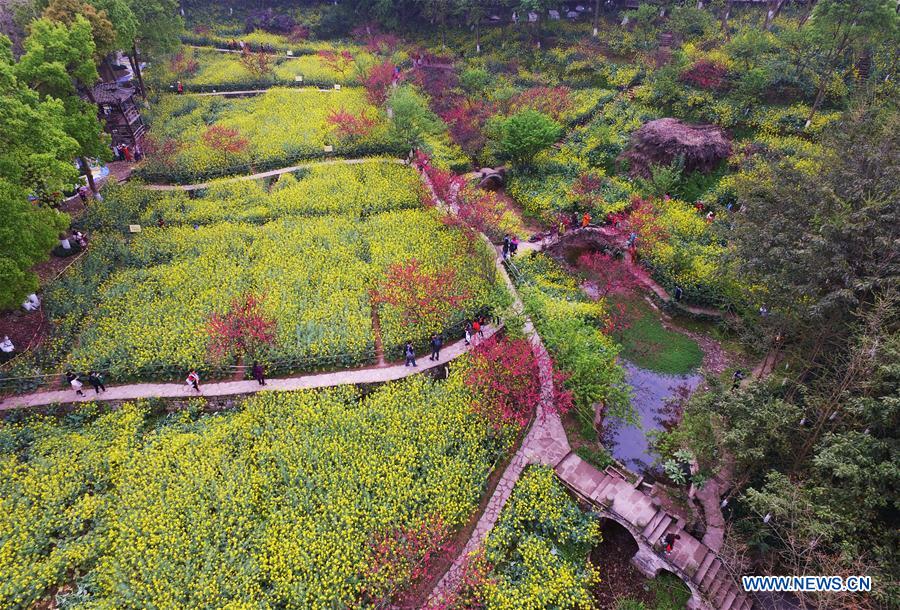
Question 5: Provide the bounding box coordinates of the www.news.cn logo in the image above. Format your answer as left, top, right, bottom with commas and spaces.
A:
742, 575, 872, 593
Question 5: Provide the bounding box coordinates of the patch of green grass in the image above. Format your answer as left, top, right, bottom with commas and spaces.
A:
611, 296, 704, 375
575, 445, 615, 470
615, 572, 692, 610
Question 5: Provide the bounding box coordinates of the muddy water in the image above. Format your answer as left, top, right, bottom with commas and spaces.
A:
602, 362, 702, 477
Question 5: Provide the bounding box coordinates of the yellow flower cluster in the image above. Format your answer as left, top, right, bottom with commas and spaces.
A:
0, 373, 516, 609
477, 467, 602, 609
175, 48, 376, 88
144, 88, 390, 176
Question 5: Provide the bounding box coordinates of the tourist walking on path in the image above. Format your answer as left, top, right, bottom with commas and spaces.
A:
731, 369, 745, 391
464, 322, 472, 346
663, 532, 681, 555
501, 234, 511, 260
510, 236, 519, 256
582, 212, 591, 228
673, 285, 683, 302
430, 334, 443, 361
87, 371, 106, 394
404, 342, 417, 367
66, 371, 84, 396
186, 370, 201, 393
252, 361, 266, 386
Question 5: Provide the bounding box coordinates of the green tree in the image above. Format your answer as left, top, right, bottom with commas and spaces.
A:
803, 0, 898, 124
496, 109, 561, 165
0, 181, 68, 309
125, 0, 182, 96
15, 16, 110, 194
729, 108, 899, 344
42, 0, 116, 60
388, 85, 444, 152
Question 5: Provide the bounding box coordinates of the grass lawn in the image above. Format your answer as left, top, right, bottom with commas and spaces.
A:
610, 295, 703, 375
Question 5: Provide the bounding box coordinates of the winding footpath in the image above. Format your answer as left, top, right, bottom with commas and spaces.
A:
0, 326, 498, 411
142, 157, 405, 191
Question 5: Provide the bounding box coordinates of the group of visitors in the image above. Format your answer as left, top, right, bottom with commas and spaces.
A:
403, 315, 488, 367
501, 234, 519, 260
114, 143, 138, 162
65, 370, 106, 396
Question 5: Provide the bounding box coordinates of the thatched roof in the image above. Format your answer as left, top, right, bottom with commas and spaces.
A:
621, 118, 731, 177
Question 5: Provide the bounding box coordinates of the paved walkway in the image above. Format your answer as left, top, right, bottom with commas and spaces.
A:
142, 157, 404, 191
0, 326, 498, 411
188, 87, 340, 97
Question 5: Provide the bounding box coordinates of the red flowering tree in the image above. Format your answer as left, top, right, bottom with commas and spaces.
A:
679, 60, 728, 90
142, 135, 180, 169
457, 187, 512, 241
441, 100, 492, 155
288, 25, 309, 42
326, 107, 376, 140
169, 51, 199, 76
571, 171, 606, 211
364, 61, 397, 105
318, 49, 355, 78
466, 336, 573, 429
415, 151, 464, 208
628, 197, 669, 253
576, 251, 639, 298
366, 33, 400, 55
370, 259, 472, 329
239, 48, 273, 78
509, 86, 573, 120
206, 293, 276, 363
202, 125, 249, 166
362, 514, 455, 606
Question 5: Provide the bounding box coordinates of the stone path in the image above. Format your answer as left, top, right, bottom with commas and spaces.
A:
419, 173, 749, 609
142, 157, 404, 191
0, 326, 498, 411
554, 453, 753, 610
188, 86, 339, 97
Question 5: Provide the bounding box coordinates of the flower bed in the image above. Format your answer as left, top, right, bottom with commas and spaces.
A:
0, 373, 517, 609
135, 88, 400, 184
56, 163, 498, 379
444, 466, 601, 609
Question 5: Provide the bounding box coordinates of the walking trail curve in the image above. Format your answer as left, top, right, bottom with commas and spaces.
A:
0, 326, 499, 411
417, 171, 751, 610
142, 157, 405, 191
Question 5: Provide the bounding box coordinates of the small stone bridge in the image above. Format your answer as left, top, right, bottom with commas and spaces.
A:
555, 452, 753, 610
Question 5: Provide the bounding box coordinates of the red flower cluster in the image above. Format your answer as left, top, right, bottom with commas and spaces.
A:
370, 259, 472, 329
206, 293, 276, 363
509, 86, 573, 120
466, 336, 573, 429
318, 49, 355, 76
169, 51, 199, 76
364, 61, 397, 105
326, 107, 377, 140
679, 60, 728, 90
363, 514, 456, 606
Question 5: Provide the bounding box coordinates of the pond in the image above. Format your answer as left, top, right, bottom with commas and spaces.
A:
602, 361, 702, 477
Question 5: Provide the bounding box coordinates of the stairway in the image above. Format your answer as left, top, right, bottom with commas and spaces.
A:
553, 453, 755, 609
